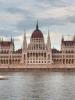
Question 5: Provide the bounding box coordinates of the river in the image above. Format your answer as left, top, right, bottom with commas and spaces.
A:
0, 71, 75, 100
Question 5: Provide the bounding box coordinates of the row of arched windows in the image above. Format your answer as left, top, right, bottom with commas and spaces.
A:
0, 59, 20, 64
53, 59, 74, 64
65, 50, 74, 53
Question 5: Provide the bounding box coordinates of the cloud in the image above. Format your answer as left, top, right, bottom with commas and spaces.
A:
0, 0, 75, 50
35, 0, 68, 8
6, 7, 25, 14
0, 13, 25, 22
66, 15, 75, 23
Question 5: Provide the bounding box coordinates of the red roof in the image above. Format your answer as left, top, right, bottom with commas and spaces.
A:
0, 41, 12, 47
62, 41, 75, 46
31, 29, 43, 38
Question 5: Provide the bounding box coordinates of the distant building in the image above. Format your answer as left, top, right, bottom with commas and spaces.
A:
0, 22, 75, 67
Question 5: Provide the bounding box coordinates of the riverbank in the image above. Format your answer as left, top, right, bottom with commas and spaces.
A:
0, 64, 75, 72
0, 68, 75, 72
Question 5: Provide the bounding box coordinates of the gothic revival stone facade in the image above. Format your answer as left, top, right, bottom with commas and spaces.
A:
0, 22, 75, 67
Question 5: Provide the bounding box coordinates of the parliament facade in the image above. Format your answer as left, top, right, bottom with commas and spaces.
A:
0, 22, 75, 68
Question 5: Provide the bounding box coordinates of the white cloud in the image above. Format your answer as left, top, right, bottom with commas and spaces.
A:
33, 6, 75, 19
0, 12, 25, 23
0, 0, 75, 50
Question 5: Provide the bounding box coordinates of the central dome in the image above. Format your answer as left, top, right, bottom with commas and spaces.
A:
31, 21, 43, 38
31, 29, 43, 38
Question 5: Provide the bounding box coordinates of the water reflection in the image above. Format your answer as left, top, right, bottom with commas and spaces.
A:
0, 72, 75, 100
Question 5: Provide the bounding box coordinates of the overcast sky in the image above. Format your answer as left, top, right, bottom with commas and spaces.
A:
0, 0, 75, 50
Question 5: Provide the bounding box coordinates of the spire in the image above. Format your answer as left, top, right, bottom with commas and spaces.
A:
0, 37, 1, 42
61, 36, 64, 43
23, 32, 27, 50
48, 29, 50, 39
2, 37, 3, 42
36, 20, 39, 30
47, 29, 51, 50
12, 38, 15, 51
11, 36, 13, 42
10, 36, 15, 51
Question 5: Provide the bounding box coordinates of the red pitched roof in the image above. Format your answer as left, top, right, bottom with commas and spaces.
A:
62, 41, 75, 46
0, 41, 12, 47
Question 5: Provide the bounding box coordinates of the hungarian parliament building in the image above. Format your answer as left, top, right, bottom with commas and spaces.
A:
0, 22, 75, 68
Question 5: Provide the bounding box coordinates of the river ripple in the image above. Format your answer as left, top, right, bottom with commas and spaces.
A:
0, 72, 75, 100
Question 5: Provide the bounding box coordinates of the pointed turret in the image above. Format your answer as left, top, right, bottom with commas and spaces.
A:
46, 29, 52, 64
11, 36, 13, 43
0, 37, 1, 42
61, 36, 64, 50
10, 36, 14, 45
61, 36, 64, 43
2, 37, 3, 42
10, 36, 15, 52
23, 32, 27, 50
47, 29, 51, 50
12, 38, 15, 51
73, 35, 75, 41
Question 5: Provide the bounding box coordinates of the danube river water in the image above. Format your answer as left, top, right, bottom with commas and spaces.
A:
0, 71, 75, 100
